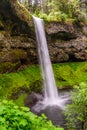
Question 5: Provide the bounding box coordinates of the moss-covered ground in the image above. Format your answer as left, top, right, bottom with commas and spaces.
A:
53, 62, 87, 87
0, 62, 87, 106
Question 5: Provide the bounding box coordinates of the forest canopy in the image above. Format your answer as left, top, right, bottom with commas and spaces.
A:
19, 0, 87, 23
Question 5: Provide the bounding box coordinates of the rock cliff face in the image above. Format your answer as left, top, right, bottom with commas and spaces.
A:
46, 22, 87, 62
0, 0, 87, 73
0, 0, 36, 73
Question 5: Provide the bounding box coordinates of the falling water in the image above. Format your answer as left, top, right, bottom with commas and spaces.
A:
33, 16, 69, 109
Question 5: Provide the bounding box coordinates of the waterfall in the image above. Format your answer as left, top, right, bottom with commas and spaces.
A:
33, 16, 59, 105
33, 16, 69, 108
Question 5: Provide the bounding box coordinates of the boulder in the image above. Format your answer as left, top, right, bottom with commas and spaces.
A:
24, 92, 43, 108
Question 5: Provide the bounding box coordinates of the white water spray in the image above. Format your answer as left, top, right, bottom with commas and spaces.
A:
33, 16, 69, 109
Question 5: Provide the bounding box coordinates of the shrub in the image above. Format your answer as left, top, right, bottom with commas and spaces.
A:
0, 100, 63, 130
64, 82, 87, 129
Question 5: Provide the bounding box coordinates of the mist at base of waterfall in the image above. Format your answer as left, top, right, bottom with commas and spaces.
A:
31, 90, 71, 113
31, 90, 71, 129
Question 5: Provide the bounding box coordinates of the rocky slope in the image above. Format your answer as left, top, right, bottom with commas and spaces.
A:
0, 0, 87, 73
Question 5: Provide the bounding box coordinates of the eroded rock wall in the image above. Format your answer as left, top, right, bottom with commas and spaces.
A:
0, 0, 37, 73
0, 0, 87, 73
46, 22, 87, 62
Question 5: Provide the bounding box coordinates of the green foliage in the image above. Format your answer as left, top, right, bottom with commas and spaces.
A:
34, 0, 86, 23
0, 100, 63, 130
36, 11, 69, 22
64, 82, 87, 129
19, 0, 87, 23
14, 93, 27, 106
0, 65, 42, 101
53, 62, 87, 88
1, 62, 87, 105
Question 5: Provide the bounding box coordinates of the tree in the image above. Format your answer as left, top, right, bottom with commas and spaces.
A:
18, 0, 86, 22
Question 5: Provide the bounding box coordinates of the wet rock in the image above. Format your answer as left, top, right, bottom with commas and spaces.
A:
75, 50, 87, 60
82, 25, 87, 36
39, 106, 66, 128
25, 92, 43, 108
0, 49, 28, 63
45, 22, 77, 35
50, 49, 69, 62
46, 23, 87, 62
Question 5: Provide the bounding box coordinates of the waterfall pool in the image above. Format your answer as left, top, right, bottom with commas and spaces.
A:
31, 89, 71, 129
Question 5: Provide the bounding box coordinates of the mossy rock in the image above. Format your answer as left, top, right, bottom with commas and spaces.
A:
0, 21, 4, 30
0, 62, 21, 73
9, 49, 28, 62
0, 49, 28, 70
0, 0, 31, 23
0, 0, 33, 38
8, 85, 30, 100
30, 80, 42, 93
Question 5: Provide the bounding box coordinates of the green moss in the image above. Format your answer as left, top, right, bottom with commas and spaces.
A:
53, 62, 87, 88
0, 65, 41, 101
0, 62, 87, 106
0, 21, 4, 28
0, 62, 20, 73
14, 93, 27, 106
10, 49, 27, 60
17, 0, 31, 20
